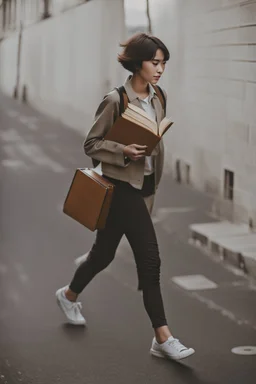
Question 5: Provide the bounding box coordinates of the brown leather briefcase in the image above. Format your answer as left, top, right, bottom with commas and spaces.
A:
63, 168, 115, 231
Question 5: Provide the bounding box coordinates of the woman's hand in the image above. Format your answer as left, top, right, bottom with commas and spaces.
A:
123, 144, 147, 161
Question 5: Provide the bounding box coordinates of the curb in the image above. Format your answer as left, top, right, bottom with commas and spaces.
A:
189, 221, 256, 279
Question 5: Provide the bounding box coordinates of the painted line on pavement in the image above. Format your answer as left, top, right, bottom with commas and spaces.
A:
172, 274, 218, 290
174, 286, 256, 332
152, 206, 196, 224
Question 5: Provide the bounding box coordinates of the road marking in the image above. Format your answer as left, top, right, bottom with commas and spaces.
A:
0, 128, 22, 142
17, 143, 66, 172
170, 273, 256, 331
188, 291, 256, 331
171, 274, 218, 290
2, 159, 26, 168
152, 206, 196, 223
231, 346, 256, 355
18, 116, 39, 131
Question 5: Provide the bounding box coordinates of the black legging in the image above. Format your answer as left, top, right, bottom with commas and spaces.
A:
69, 178, 167, 329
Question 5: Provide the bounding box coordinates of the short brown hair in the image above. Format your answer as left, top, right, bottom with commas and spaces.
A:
118, 32, 170, 73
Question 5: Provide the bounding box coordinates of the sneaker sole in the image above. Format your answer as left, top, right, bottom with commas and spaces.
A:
56, 292, 86, 326
150, 348, 195, 360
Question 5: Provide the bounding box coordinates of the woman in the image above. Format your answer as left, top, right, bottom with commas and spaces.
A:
56, 33, 195, 361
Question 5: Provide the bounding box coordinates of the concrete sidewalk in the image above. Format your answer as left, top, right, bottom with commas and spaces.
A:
189, 221, 256, 279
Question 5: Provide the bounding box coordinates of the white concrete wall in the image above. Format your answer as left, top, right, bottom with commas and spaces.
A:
52, 0, 87, 15
150, 0, 256, 225
0, 32, 19, 94
0, 1, 89, 39
0, 0, 125, 134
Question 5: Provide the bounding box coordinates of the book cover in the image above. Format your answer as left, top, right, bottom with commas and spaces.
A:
104, 104, 173, 156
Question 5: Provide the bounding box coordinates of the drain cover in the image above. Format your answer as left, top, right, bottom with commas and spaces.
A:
231, 346, 256, 355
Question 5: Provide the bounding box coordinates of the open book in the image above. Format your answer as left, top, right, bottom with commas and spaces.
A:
104, 103, 173, 156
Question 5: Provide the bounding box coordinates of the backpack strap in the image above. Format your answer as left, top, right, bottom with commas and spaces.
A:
152, 85, 166, 116
116, 86, 129, 116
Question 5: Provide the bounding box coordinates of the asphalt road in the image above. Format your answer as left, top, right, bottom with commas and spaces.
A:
0, 93, 256, 384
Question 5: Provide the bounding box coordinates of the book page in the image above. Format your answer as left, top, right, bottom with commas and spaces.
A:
127, 103, 156, 124
124, 110, 156, 132
159, 117, 174, 136
123, 115, 155, 133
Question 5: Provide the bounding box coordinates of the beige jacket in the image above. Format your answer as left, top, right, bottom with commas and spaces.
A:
84, 76, 166, 191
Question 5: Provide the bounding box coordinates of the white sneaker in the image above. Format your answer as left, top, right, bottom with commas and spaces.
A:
56, 286, 86, 325
150, 336, 195, 360
74, 252, 89, 267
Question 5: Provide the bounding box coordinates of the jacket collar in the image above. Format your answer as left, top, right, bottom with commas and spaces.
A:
123, 75, 157, 103
123, 75, 162, 126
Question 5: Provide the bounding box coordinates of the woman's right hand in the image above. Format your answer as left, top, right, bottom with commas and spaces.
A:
123, 144, 147, 161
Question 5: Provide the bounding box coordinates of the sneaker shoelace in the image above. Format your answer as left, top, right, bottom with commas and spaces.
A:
167, 338, 187, 352
71, 301, 82, 314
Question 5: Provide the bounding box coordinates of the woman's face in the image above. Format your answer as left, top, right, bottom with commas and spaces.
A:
139, 49, 166, 84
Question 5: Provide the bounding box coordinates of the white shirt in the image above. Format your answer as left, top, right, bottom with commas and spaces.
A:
139, 93, 157, 175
